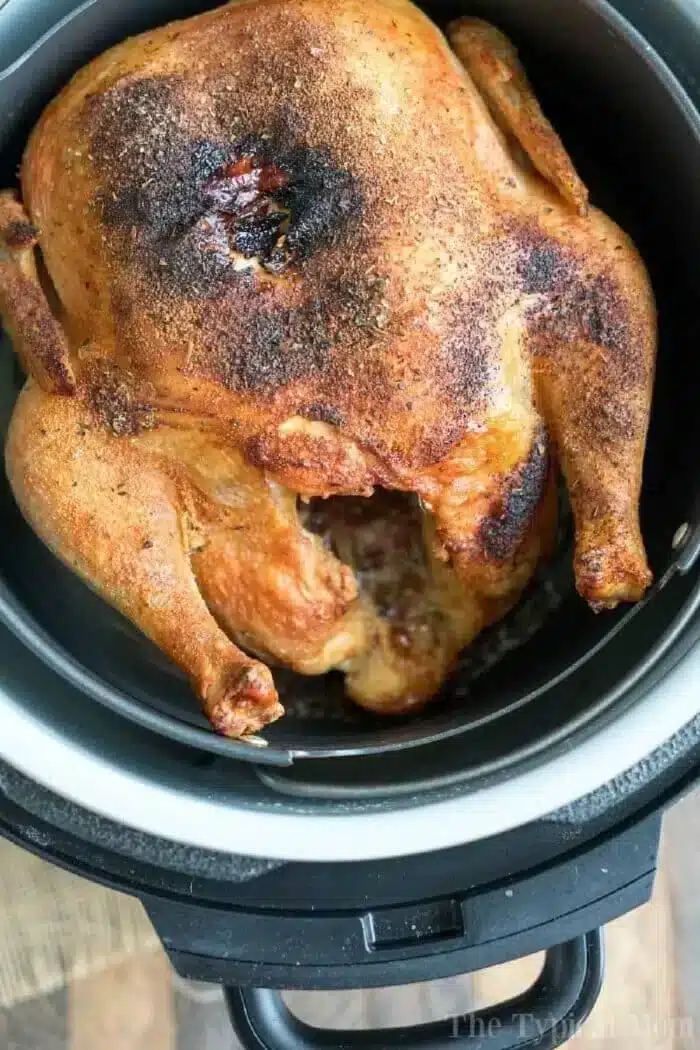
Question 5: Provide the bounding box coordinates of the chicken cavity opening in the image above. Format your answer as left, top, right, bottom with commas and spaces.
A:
299, 489, 478, 713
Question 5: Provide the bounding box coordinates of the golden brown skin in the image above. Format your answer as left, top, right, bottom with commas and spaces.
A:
0, 0, 656, 736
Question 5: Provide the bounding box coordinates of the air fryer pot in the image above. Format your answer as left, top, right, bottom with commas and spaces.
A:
2, 0, 700, 1046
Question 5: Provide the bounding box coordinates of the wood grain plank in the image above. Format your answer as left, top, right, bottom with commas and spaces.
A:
0, 988, 67, 1050
0, 839, 158, 1009
661, 790, 700, 1050
173, 977, 240, 1050
69, 949, 173, 1050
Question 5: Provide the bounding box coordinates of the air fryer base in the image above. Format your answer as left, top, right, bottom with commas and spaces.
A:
0, 663, 698, 1048
0, 736, 684, 1048
150, 814, 658, 990
0, 708, 697, 981
0, 748, 669, 989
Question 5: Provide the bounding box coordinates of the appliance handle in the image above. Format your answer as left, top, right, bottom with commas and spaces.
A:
224, 930, 603, 1050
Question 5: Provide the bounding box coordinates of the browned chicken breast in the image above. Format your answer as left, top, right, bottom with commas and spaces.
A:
0, 0, 655, 737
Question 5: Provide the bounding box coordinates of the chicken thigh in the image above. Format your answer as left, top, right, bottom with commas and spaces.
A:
0, 0, 655, 737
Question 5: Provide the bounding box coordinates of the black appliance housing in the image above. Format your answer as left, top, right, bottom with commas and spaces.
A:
1, 0, 700, 1046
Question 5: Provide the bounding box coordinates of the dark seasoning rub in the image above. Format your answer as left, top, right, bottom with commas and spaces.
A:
77, 5, 646, 484
3, 218, 39, 251
478, 425, 549, 562
515, 224, 635, 364
89, 78, 363, 288
86, 75, 398, 398
86, 360, 157, 436
78, 9, 504, 466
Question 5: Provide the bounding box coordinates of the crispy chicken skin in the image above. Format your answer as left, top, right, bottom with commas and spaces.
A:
0, 0, 655, 737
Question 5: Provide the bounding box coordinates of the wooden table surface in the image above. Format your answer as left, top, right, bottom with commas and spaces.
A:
0, 789, 697, 1050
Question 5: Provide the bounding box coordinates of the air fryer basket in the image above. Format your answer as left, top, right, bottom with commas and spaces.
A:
1, 0, 700, 768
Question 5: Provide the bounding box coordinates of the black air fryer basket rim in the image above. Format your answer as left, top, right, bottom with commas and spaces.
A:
1, 0, 700, 767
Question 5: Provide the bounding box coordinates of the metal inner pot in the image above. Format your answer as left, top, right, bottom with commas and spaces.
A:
1, 0, 700, 836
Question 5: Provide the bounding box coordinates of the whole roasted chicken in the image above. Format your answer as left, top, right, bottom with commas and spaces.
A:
0, 0, 655, 737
